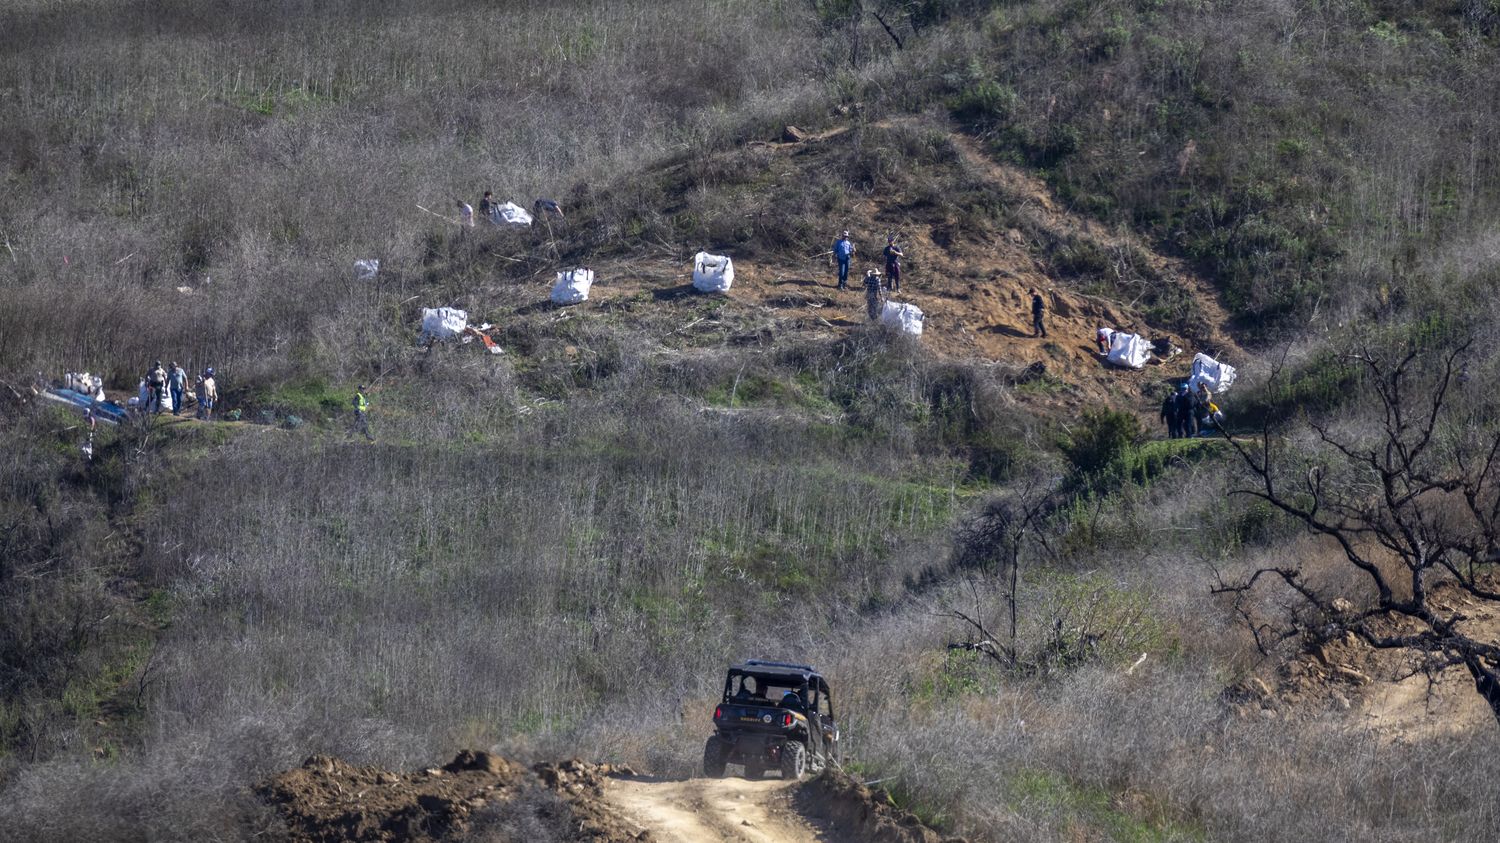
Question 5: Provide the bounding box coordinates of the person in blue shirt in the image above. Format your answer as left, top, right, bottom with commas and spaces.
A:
833, 231, 855, 290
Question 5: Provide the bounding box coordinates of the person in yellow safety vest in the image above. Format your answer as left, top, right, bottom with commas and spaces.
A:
352, 386, 374, 442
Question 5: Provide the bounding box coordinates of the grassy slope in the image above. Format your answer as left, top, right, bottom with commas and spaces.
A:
5, 1, 1500, 842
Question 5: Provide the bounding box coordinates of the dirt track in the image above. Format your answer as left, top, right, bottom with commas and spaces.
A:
604, 776, 835, 843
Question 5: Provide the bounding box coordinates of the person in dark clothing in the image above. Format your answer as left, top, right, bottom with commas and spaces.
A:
1160, 391, 1181, 439
1173, 384, 1198, 437
533, 198, 564, 219
863, 269, 884, 321
478, 191, 496, 224
883, 235, 903, 291
1030, 289, 1047, 338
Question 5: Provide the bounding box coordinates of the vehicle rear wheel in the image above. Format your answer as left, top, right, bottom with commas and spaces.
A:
703, 737, 728, 778
779, 741, 806, 780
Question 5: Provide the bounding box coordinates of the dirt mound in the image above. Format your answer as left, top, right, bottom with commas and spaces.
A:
258, 751, 526, 842
1226, 581, 1499, 739
795, 771, 968, 843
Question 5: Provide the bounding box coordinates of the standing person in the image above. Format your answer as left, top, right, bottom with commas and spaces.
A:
1173, 383, 1198, 438
1030, 289, 1047, 339
863, 269, 884, 322
457, 199, 474, 227
168, 361, 187, 415
882, 235, 904, 292
833, 231, 855, 290
352, 385, 374, 442
193, 375, 206, 419
533, 198, 564, 219
1195, 382, 1214, 430
200, 367, 217, 421
478, 191, 496, 224
1160, 389, 1180, 439
146, 360, 167, 413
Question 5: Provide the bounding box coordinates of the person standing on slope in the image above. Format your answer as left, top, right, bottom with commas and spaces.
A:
1160, 389, 1181, 439
1173, 383, 1197, 438
863, 269, 884, 322
478, 191, 496, 225
1030, 289, 1047, 338
352, 386, 374, 443
199, 367, 217, 421
146, 360, 168, 414
168, 361, 187, 415
883, 235, 904, 292
834, 231, 855, 291
457, 199, 474, 228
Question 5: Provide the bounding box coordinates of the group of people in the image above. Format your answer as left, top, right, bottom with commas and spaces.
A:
833, 231, 906, 321
1160, 380, 1221, 439
455, 193, 565, 228
143, 360, 217, 420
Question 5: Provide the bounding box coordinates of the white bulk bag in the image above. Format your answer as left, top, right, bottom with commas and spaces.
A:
880, 301, 925, 336
1187, 352, 1237, 394
692, 252, 734, 293
494, 202, 533, 228
1106, 331, 1151, 369
420, 307, 468, 342
354, 259, 380, 280
551, 268, 594, 305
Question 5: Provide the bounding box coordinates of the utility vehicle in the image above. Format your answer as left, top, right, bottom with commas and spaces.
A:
702, 660, 839, 780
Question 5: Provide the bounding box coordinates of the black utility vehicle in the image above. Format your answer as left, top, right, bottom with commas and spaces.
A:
702, 660, 840, 780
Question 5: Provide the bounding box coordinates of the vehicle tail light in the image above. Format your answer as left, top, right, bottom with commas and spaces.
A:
714, 706, 723, 720
782, 713, 793, 727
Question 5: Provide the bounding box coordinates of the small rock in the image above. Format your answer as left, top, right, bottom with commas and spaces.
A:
1332, 692, 1351, 710
1247, 677, 1272, 698
423, 767, 443, 777
1259, 708, 1277, 720
782, 125, 807, 143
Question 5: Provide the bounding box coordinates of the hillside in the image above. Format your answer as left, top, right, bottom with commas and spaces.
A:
6, 2, 1500, 842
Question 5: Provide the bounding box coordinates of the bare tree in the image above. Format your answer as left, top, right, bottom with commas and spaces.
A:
945, 473, 1057, 668
1213, 339, 1500, 723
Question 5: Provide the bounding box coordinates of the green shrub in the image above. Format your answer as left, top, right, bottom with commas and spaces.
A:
1062, 409, 1142, 476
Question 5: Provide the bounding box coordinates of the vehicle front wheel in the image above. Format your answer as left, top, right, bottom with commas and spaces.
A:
779, 741, 806, 780
703, 737, 728, 778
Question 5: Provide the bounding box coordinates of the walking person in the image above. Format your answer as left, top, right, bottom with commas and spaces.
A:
193, 375, 206, 419
1030, 289, 1047, 338
199, 367, 217, 421
1160, 389, 1180, 439
883, 235, 904, 292
352, 385, 374, 442
863, 269, 884, 322
834, 231, 855, 290
146, 360, 167, 413
457, 199, 474, 228
168, 361, 187, 415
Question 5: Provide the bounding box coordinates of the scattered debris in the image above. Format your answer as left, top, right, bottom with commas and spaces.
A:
419, 307, 469, 343
493, 201, 533, 228
354, 259, 380, 281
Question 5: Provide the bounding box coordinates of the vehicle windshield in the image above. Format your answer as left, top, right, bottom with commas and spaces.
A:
727, 673, 806, 706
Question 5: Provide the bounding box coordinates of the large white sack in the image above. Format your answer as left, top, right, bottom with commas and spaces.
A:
692, 252, 734, 292
354, 259, 380, 280
880, 301, 925, 336
420, 307, 468, 341
1188, 352, 1237, 394
551, 268, 594, 305
494, 202, 532, 228
1106, 331, 1151, 369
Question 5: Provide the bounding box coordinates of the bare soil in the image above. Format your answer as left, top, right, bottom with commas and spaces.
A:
258, 753, 958, 843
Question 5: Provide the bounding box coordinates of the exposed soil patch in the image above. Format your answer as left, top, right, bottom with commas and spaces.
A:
258, 751, 527, 842
795, 771, 970, 843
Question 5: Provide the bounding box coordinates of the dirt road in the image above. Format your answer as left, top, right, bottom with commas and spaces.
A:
603, 776, 838, 843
